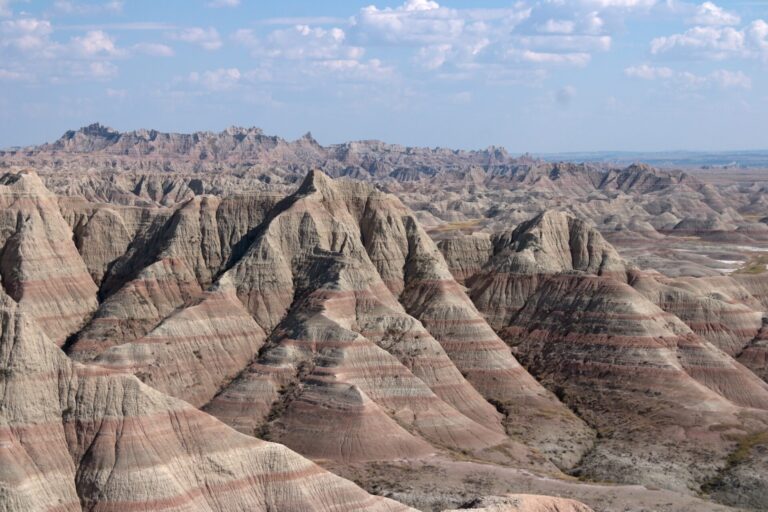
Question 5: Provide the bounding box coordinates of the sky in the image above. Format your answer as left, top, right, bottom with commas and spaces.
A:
0, 0, 767, 152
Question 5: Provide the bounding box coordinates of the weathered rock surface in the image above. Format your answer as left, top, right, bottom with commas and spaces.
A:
0, 171, 98, 345
462, 210, 768, 499
93, 275, 267, 407
205, 171, 547, 466
443, 494, 594, 512
0, 290, 411, 512
5, 124, 759, 282
1, 126, 767, 511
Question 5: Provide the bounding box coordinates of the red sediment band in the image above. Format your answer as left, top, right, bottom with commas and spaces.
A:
78, 465, 337, 512
418, 317, 489, 325
437, 339, 516, 350
130, 329, 263, 345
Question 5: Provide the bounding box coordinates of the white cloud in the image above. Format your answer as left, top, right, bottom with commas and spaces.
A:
207, 0, 239, 7
580, 0, 656, 8
355, 2, 466, 45
232, 24, 395, 82
689, 2, 740, 26
1, 18, 130, 82
748, 19, 768, 58
0, 18, 55, 53
582, 11, 605, 34
624, 64, 673, 79
414, 43, 453, 69
517, 34, 611, 52
189, 67, 241, 91
309, 58, 395, 81
171, 27, 222, 50
54, 1, 123, 15
651, 20, 768, 60
349, 0, 544, 71
71, 30, 123, 57
510, 49, 592, 66
402, 0, 440, 11
625, 64, 751, 89
132, 42, 174, 57
225, 0, 664, 76
709, 69, 751, 89
538, 19, 576, 34
66, 60, 119, 80
84, 60, 118, 78
265, 25, 364, 60
353, 0, 530, 46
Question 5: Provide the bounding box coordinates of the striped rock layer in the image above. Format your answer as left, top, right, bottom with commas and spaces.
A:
55, 170, 582, 468
457, 211, 768, 495
0, 290, 410, 512
0, 172, 98, 345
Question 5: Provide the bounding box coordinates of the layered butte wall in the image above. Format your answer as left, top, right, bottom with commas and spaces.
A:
447, 210, 768, 501
0, 284, 410, 512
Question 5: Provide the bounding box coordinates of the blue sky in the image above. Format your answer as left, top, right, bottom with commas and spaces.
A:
1, 0, 766, 152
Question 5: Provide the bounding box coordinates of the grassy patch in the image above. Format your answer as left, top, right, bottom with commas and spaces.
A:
727, 431, 768, 466
735, 255, 768, 275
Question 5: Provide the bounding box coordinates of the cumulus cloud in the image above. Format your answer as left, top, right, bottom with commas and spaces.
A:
353, 0, 530, 49
0, 18, 132, 82
414, 43, 453, 69
171, 27, 222, 50
688, 2, 739, 26
354, 2, 467, 45
71, 30, 123, 57
232, 24, 395, 83
265, 25, 363, 60
0, 18, 55, 53
651, 20, 768, 60
225, 0, 669, 76
349, 0, 621, 70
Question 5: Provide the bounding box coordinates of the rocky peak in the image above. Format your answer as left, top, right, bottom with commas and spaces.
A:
0, 169, 46, 191
67, 122, 120, 140
296, 168, 341, 198
492, 210, 627, 276
298, 131, 320, 145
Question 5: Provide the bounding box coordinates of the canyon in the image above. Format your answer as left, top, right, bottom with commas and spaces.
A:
1, 125, 767, 511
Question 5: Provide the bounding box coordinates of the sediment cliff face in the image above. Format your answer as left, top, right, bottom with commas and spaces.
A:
0, 289, 411, 512
451, 210, 768, 497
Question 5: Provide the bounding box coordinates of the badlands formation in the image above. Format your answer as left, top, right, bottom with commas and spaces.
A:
0, 125, 767, 511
